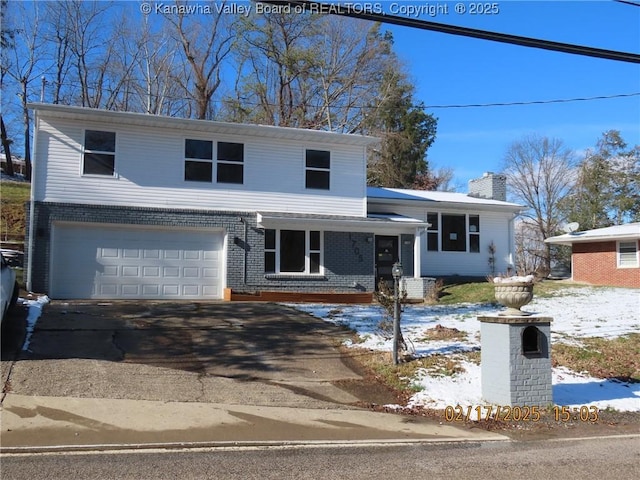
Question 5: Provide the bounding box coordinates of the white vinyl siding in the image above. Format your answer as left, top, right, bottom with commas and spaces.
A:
368, 203, 514, 277
421, 212, 511, 276
618, 241, 639, 268
35, 118, 366, 217
50, 223, 224, 299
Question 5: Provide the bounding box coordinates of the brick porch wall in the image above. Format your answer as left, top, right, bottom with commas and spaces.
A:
572, 240, 640, 288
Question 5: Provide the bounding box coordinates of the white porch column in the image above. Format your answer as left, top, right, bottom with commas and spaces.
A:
414, 227, 422, 278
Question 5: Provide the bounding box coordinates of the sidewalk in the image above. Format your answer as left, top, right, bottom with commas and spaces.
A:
0, 393, 507, 452
1, 301, 508, 452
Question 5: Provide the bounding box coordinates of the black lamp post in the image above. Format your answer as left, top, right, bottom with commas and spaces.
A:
391, 261, 403, 365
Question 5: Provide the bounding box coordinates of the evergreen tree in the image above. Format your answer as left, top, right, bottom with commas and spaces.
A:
366, 69, 437, 188
562, 131, 640, 230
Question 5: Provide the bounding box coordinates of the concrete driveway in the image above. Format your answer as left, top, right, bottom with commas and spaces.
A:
3, 301, 397, 409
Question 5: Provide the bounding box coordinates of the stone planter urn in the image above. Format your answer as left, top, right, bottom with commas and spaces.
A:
493, 275, 535, 316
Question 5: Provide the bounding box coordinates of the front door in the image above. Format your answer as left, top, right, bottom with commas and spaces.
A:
375, 235, 399, 289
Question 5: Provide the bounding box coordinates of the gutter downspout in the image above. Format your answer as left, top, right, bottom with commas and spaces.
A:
26, 110, 38, 292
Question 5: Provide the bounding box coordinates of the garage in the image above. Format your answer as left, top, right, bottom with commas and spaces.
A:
50, 223, 224, 299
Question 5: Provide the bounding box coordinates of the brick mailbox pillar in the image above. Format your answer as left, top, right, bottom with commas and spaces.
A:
479, 315, 553, 406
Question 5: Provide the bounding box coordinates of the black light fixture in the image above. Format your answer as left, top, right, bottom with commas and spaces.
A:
392, 262, 403, 280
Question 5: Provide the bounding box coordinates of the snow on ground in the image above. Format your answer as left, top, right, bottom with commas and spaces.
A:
290, 286, 640, 416
20, 295, 50, 352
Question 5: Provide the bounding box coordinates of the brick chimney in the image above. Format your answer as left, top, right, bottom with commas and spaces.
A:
468, 172, 507, 202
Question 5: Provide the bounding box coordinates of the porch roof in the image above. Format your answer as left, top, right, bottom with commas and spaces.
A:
256, 211, 427, 233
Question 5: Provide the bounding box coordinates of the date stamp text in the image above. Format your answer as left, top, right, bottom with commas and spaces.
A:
444, 405, 599, 422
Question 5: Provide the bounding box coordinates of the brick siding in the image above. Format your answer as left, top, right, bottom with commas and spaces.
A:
480, 319, 553, 407
26, 201, 376, 296
572, 240, 640, 288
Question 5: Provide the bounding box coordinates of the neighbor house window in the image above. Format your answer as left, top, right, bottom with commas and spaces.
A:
618, 241, 639, 268
469, 215, 480, 253
305, 149, 330, 190
185, 139, 213, 182
83, 130, 116, 176
217, 141, 243, 184
426, 213, 439, 251
264, 229, 323, 274
442, 214, 466, 252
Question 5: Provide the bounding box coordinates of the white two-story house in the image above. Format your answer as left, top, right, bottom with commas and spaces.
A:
26, 103, 522, 302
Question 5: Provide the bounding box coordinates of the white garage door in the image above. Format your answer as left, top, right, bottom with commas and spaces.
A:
50, 223, 224, 299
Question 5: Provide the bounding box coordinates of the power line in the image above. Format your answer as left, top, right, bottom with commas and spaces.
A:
614, 0, 640, 7
259, 1, 640, 63
425, 92, 640, 109
30, 78, 640, 111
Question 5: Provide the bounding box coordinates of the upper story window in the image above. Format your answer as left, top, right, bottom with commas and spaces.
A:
217, 141, 244, 184
618, 241, 639, 268
83, 130, 116, 176
305, 149, 330, 190
264, 229, 323, 274
185, 139, 213, 182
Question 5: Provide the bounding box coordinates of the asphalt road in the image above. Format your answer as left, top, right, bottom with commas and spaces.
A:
2, 436, 638, 480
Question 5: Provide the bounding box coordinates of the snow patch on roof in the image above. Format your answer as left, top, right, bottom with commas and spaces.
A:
367, 187, 522, 208
546, 222, 640, 244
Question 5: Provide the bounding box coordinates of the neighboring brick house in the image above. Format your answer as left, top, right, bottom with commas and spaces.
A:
545, 223, 640, 288
26, 103, 523, 301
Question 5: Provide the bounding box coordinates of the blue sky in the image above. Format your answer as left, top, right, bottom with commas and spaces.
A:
381, 0, 640, 189
10, 1, 638, 191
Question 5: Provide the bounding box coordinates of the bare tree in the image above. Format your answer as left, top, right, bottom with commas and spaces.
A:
133, 18, 186, 116
412, 166, 457, 191
42, 1, 72, 104
1, 0, 16, 176
163, 1, 235, 119
502, 134, 576, 275
228, 11, 317, 126
59, 1, 117, 108
1, 1, 49, 180
513, 219, 545, 275
227, 14, 398, 133
314, 20, 396, 133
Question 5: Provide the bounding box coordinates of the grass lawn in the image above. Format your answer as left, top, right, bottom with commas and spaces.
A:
352, 281, 640, 399
437, 279, 574, 305
1, 180, 30, 241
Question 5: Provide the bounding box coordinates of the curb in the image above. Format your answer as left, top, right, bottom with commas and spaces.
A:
0, 436, 512, 455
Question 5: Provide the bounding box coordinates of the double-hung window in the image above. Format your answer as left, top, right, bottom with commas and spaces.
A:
469, 215, 480, 253
305, 150, 330, 190
426, 213, 439, 251
83, 130, 116, 176
185, 139, 213, 182
618, 241, 639, 268
264, 229, 322, 274
217, 141, 243, 184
